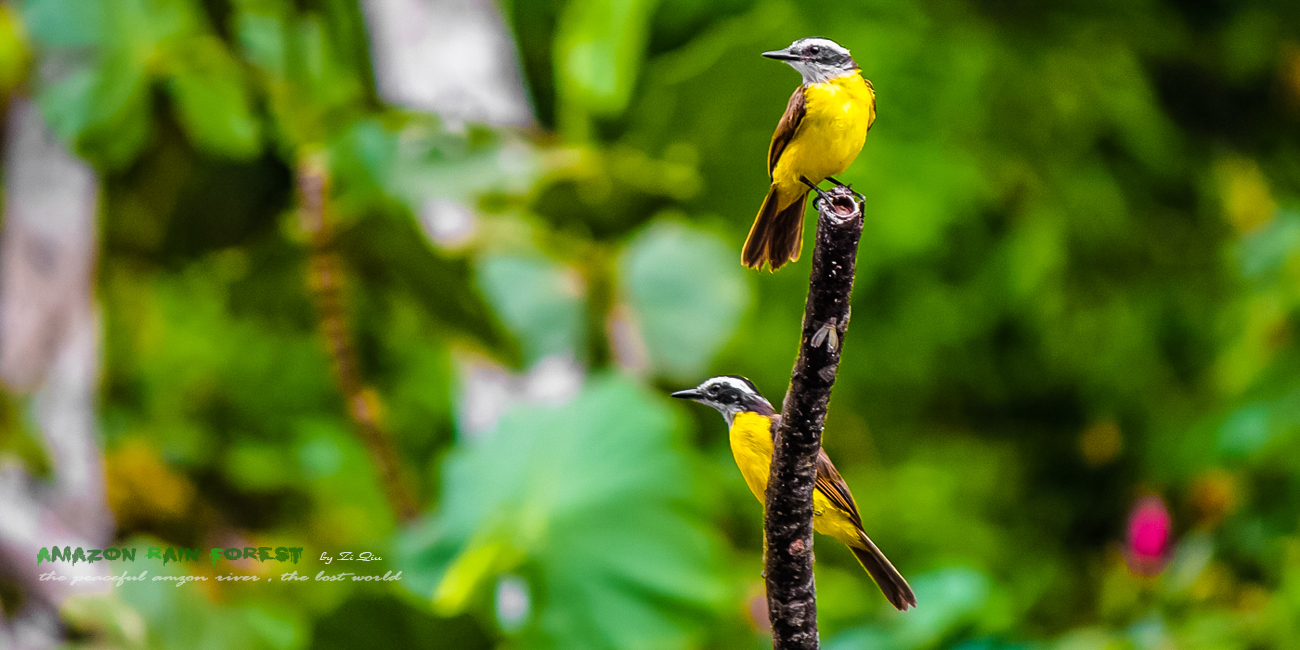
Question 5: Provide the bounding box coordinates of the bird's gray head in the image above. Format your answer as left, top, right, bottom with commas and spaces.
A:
671, 375, 774, 425
762, 37, 857, 85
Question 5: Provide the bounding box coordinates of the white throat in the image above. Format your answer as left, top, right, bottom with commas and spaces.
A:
721, 405, 742, 427
791, 61, 856, 85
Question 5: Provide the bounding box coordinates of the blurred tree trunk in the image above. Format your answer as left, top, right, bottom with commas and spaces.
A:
361, 0, 534, 128
0, 98, 113, 648
361, 0, 534, 250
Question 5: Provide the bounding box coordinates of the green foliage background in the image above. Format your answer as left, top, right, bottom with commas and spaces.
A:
2, 0, 1300, 647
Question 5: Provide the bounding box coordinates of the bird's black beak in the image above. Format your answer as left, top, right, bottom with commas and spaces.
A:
762, 47, 798, 61
671, 388, 702, 400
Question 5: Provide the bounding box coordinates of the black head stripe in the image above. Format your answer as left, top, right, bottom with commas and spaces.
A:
704, 375, 774, 416
793, 37, 856, 70
720, 375, 761, 395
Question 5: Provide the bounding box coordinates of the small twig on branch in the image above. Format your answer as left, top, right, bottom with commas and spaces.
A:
298, 154, 418, 522
765, 185, 864, 649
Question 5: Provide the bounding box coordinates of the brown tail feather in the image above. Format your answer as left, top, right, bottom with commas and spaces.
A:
742, 187, 807, 270
849, 533, 917, 611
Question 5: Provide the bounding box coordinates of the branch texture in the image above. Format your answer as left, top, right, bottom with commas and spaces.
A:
765, 186, 864, 649
298, 155, 418, 522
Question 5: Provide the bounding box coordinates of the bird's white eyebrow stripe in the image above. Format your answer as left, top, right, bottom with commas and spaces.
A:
798, 38, 849, 55
706, 377, 756, 394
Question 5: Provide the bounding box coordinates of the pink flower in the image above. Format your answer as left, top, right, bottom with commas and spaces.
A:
1125, 495, 1172, 576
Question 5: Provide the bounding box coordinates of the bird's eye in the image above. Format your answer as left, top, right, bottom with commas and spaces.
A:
807, 45, 821, 55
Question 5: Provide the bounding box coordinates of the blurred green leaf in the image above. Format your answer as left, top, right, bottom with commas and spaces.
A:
827, 567, 994, 650
476, 253, 587, 364
1217, 402, 1274, 460
0, 6, 31, 94
554, 0, 658, 125
894, 567, 994, 648
19, 0, 107, 47
619, 219, 750, 380
167, 35, 262, 159
233, 7, 288, 76
24, 0, 199, 166
394, 126, 539, 205
328, 116, 401, 216
338, 213, 509, 351
396, 376, 730, 648
103, 253, 337, 464
824, 624, 893, 650
226, 440, 294, 491
1237, 209, 1300, 282
36, 45, 152, 168
230, 5, 366, 149
329, 118, 537, 219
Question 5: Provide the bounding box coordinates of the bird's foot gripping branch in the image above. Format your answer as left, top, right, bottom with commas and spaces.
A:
765, 185, 867, 650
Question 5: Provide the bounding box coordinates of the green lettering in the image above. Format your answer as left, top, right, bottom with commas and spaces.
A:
121, 548, 136, 561
258, 547, 272, 562
147, 548, 162, 560
275, 547, 288, 562
289, 548, 303, 563
210, 548, 225, 566
183, 548, 199, 562
71, 547, 86, 565
104, 548, 121, 560
87, 549, 103, 563
243, 547, 257, 560
162, 548, 177, 565
37, 547, 51, 565
52, 546, 71, 562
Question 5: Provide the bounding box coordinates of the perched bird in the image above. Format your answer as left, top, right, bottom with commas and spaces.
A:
744, 37, 876, 271
672, 376, 915, 610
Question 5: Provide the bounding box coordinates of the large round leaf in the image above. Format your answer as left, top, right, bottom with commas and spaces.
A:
397, 377, 730, 649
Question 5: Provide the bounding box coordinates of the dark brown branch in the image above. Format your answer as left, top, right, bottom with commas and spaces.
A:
764, 186, 864, 649
298, 155, 418, 522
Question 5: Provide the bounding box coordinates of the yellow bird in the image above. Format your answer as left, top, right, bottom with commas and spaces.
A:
672, 376, 915, 611
743, 37, 876, 271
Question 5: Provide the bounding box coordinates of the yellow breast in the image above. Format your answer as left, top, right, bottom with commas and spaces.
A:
728, 412, 866, 548
771, 73, 876, 193
729, 412, 776, 502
